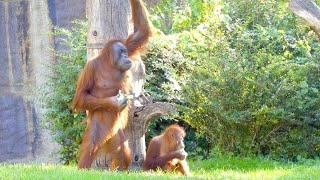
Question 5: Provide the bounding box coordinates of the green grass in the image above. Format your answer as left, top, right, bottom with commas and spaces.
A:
190, 156, 320, 179
0, 156, 319, 180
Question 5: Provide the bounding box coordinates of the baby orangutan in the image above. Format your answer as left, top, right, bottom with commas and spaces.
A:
144, 124, 192, 176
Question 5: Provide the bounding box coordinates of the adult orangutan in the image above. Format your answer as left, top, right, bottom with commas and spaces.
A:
71, 0, 151, 170
144, 124, 192, 176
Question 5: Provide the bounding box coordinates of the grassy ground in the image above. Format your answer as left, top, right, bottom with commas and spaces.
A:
0, 156, 319, 180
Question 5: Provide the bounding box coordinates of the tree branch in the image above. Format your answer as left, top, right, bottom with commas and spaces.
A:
132, 102, 176, 133
289, 0, 320, 39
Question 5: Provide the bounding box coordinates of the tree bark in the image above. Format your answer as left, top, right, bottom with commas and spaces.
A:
289, 0, 320, 39
86, 0, 176, 170
86, 0, 132, 60
125, 97, 176, 170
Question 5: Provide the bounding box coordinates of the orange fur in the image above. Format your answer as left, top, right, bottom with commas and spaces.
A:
72, 0, 151, 169
144, 124, 192, 176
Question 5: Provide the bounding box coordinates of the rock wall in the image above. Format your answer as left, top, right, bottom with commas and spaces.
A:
0, 0, 36, 162
48, 0, 86, 49
0, 0, 156, 164
0, 0, 85, 163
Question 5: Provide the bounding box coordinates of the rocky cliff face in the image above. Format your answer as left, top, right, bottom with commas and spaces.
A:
0, 0, 85, 163
0, 0, 36, 162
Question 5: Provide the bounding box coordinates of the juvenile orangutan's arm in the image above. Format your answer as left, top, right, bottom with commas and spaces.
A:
144, 139, 186, 170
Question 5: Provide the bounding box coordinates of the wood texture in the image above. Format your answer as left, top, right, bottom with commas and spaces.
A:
86, 0, 132, 60
289, 0, 320, 38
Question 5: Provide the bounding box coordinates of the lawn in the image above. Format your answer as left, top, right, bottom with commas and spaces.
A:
0, 156, 319, 179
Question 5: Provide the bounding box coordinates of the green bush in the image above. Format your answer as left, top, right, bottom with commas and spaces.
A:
143, 31, 211, 157
176, 0, 320, 159
144, 31, 189, 102
42, 21, 87, 164
150, 0, 223, 34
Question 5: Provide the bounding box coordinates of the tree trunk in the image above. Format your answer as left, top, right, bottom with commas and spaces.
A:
289, 0, 320, 39
86, 0, 132, 60
125, 97, 176, 170
86, 0, 176, 170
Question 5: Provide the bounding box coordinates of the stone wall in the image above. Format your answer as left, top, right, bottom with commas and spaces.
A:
0, 0, 85, 163
48, 0, 86, 49
0, 0, 37, 162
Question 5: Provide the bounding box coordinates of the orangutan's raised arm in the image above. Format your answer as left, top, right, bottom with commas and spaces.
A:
125, 0, 152, 56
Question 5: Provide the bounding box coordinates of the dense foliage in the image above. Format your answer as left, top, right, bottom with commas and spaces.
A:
151, 0, 320, 159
